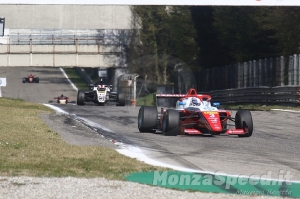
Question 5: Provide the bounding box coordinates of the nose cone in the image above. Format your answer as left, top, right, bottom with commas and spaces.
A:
202, 111, 222, 132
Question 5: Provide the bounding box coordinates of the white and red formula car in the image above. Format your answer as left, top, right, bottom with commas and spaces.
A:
49, 94, 76, 104
138, 88, 253, 137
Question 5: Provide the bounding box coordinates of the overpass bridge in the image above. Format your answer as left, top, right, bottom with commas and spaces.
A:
0, 29, 131, 67
0, 4, 136, 68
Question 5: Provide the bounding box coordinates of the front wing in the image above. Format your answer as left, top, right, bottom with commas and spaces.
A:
178, 110, 248, 136
83, 91, 119, 103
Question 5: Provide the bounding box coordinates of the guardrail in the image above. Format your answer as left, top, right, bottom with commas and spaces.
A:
206, 86, 300, 106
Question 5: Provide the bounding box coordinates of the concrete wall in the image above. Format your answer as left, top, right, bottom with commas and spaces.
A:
1, 5, 133, 29
0, 45, 122, 67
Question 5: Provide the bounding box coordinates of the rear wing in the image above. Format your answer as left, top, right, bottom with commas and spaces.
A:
88, 83, 113, 90
152, 88, 217, 107
154, 93, 213, 107
156, 94, 186, 98
154, 94, 185, 107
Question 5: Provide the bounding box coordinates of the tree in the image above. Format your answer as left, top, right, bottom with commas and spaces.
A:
190, 6, 224, 69
255, 6, 300, 56
128, 6, 198, 85
213, 6, 278, 64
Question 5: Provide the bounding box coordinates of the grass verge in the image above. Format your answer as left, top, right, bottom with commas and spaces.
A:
0, 97, 161, 179
223, 104, 300, 111
63, 68, 89, 91
136, 93, 155, 106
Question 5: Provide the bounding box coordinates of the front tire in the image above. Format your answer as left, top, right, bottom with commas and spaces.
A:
138, 106, 157, 133
162, 109, 180, 136
77, 90, 86, 105
235, 110, 253, 137
35, 77, 39, 83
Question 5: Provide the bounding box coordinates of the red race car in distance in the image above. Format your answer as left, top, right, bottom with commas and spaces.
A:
49, 94, 76, 104
22, 74, 39, 83
138, 88, 253, 137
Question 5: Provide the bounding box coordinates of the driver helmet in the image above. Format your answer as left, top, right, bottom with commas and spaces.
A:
192, 98, 199, 106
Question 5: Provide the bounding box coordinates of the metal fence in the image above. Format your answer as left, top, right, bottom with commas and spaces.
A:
4, 29, 133, 45
196, 55, 300, 92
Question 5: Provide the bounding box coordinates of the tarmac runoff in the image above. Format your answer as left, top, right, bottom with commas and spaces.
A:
43, 103, 300, 198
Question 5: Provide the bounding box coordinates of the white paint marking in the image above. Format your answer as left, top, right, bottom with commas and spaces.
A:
59, 68, 78, 91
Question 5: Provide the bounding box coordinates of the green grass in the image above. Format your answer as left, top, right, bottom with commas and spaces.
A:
222, 104, 300, 111
84, 68, 101, 83
63, 68, 90, 90
136, 94, 155, 106
0, 98, 162, 179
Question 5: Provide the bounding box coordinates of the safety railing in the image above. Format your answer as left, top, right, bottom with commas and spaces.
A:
206, 86, 300, 106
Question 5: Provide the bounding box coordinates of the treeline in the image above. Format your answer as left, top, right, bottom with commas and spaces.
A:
127, 6, 300, 85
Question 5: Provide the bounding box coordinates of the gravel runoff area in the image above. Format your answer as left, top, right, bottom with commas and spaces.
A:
0, 176, 282, 199
0, 112, 283, 199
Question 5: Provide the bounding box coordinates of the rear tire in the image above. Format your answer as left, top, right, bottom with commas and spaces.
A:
162, 109, 180, 136
117, 91, 125, 106
35, 77, 39, 83
22, 78, 26, 83
77, 90, 86, 105
235, 110, 253, 137
138, 106, 157, 133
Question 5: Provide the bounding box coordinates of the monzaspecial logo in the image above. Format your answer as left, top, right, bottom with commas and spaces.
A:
152, 170, 293, 189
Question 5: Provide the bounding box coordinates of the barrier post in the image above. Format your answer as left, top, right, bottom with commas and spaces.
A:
0, 78, 7, 97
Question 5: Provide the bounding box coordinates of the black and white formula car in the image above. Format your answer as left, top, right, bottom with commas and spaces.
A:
77, 83, 125, 106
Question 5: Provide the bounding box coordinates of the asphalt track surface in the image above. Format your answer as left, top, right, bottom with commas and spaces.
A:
0, 67, 78, 103
1, 67, 300, 183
